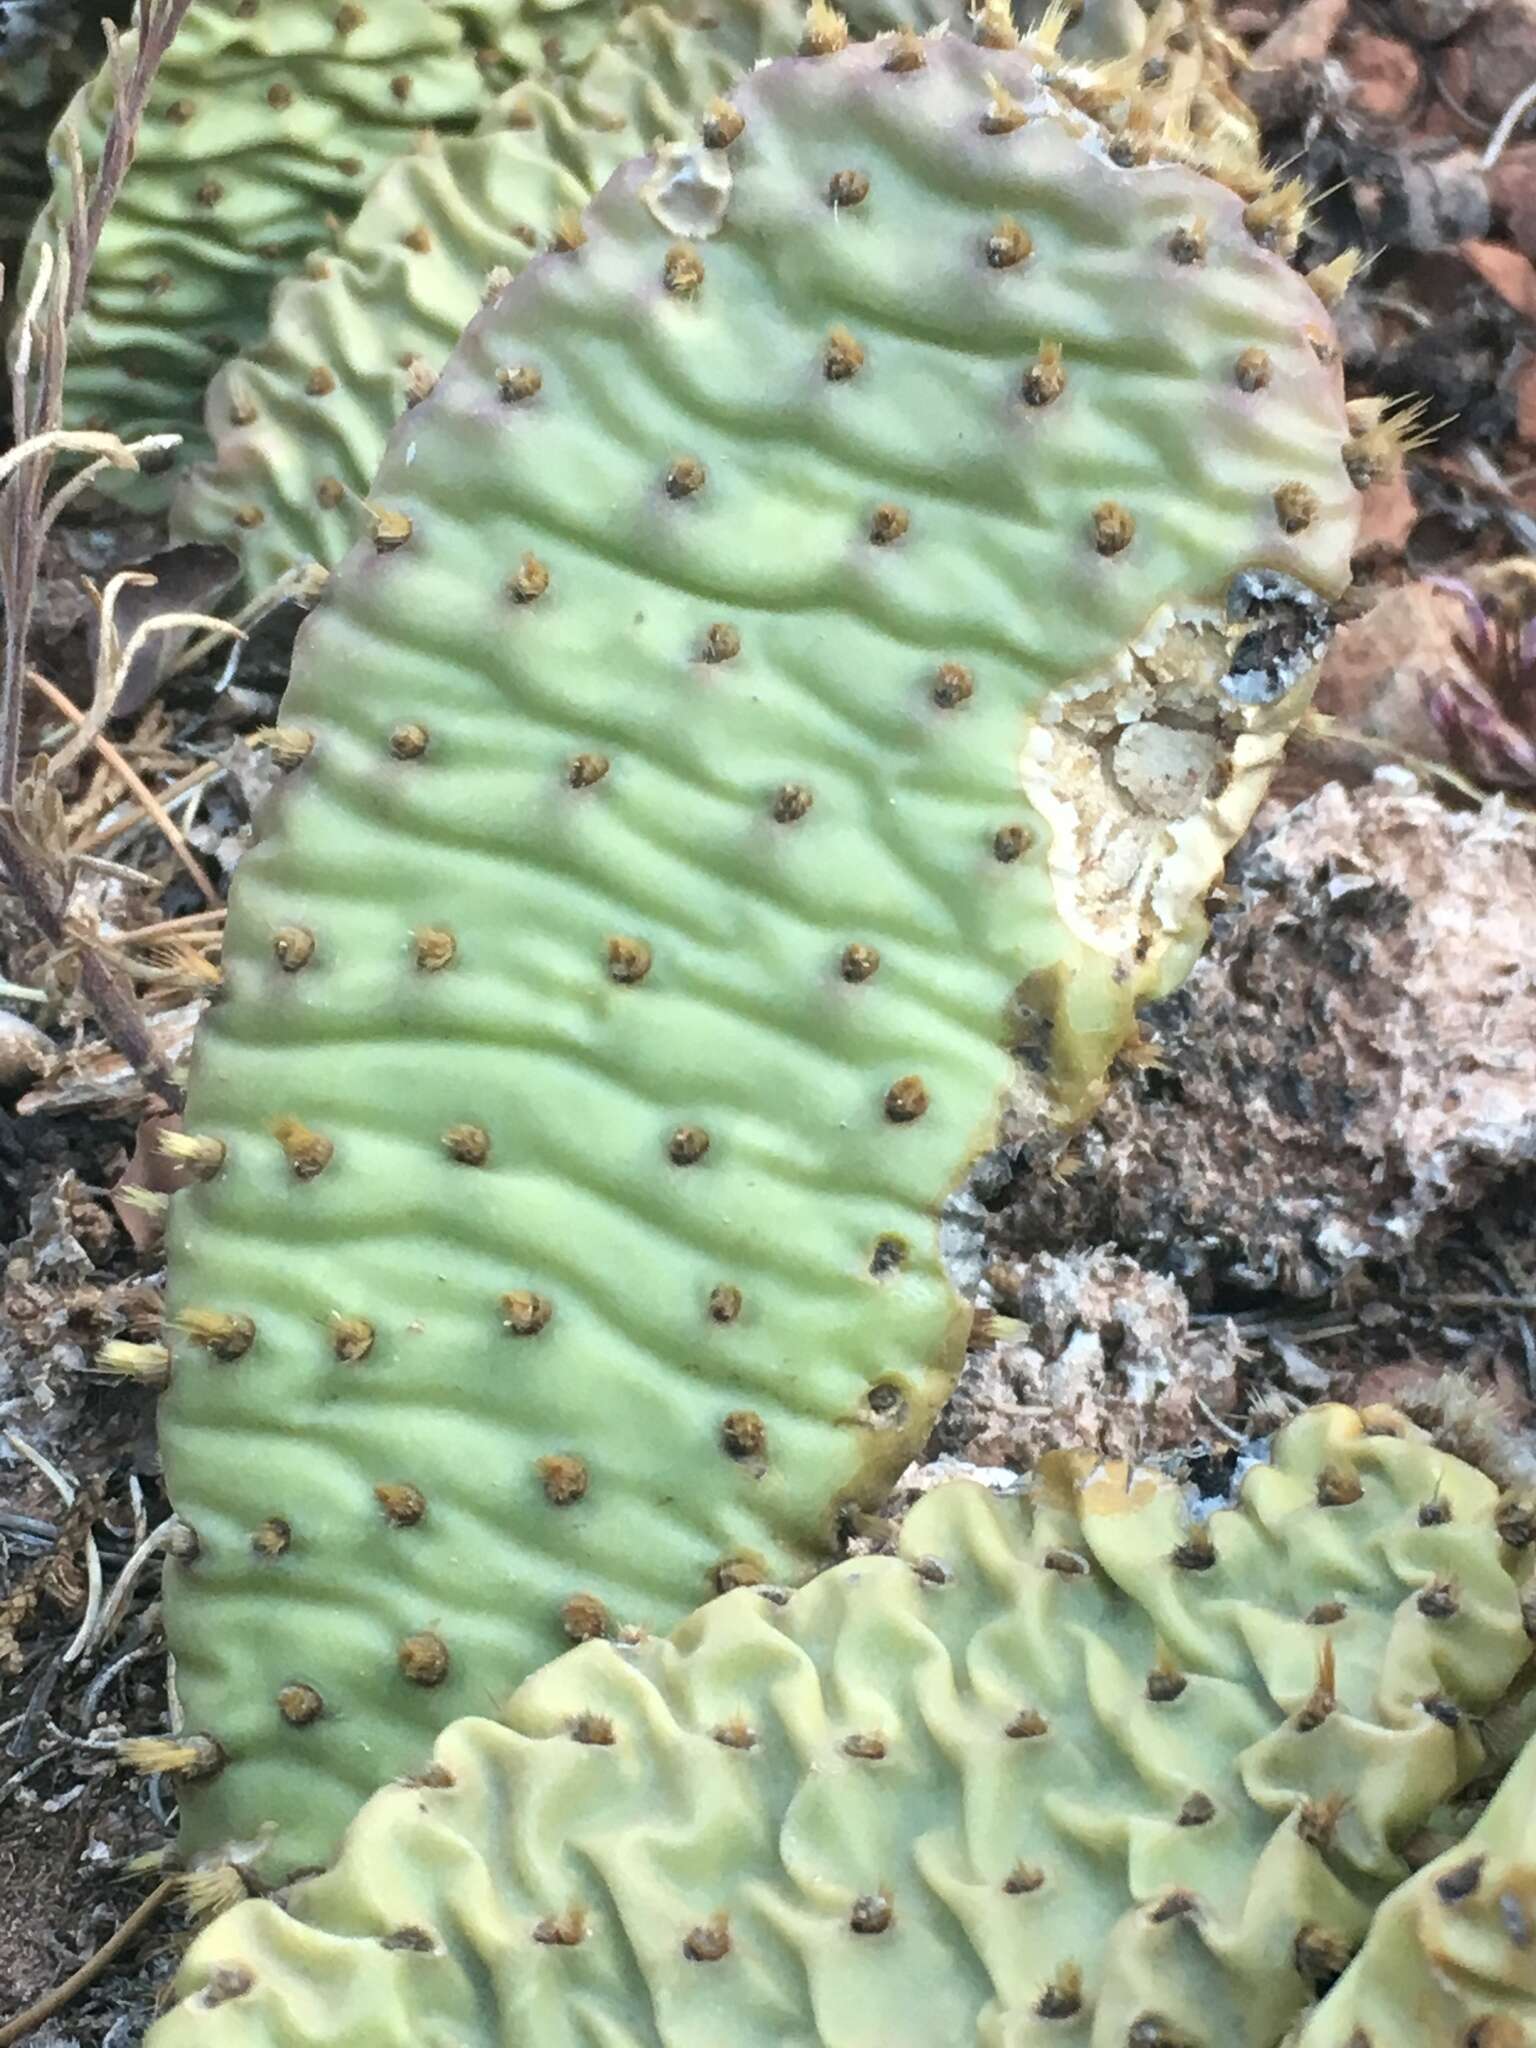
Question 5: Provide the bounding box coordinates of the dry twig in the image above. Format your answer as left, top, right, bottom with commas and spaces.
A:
28, 670, 222, 907
0, 1878, 177, 2048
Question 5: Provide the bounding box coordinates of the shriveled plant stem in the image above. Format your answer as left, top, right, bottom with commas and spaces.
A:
0, 0, 197, 1101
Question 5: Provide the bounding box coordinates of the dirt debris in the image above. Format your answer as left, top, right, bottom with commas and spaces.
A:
929, 1249, 1247, 1471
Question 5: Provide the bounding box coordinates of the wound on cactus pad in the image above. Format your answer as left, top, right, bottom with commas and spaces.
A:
151, 1407, 1536, 2045
155, 25, 1358, 1881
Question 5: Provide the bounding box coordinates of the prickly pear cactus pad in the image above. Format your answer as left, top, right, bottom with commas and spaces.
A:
172, 0, 819, 586
19, 0, 493, 504
1295, 1711, 1536, 2048
155, 25, 1359, 1881
1022, 0, 1146, 62
150, 1409, 1536, 2046
450, 0, 970, 79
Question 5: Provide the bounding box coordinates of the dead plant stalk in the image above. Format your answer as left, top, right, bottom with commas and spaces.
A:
0, 0, 200, 1104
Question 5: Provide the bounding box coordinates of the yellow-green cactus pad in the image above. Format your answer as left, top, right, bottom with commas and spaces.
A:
1295, 1684, 1536, 2047
19, 0, 494, 504
150, 1409, 1536, 2045
156, 26, 1358, 1881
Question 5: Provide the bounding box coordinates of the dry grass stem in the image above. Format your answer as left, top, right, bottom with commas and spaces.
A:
26, 671, 223, 908
0, 0, 199, 1103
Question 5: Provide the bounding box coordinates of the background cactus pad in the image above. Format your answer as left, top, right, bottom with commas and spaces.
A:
19, 0, 494, 502
150, 1408, 1536, 2045
155, 25, 1357, 1881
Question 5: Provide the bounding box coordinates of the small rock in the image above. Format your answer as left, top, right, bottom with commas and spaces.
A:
1360, 150, 1490, 250
1460, 237, 1536, 317
1244, 0, 1351, 121
1250, 0, 1352, 65
1352, 468, 1419, 560
1343, 31, 1424, 121
0, 1008, 52, 1088
1487, 142, 1536, 257
1391, 0, 1487, 41
1439, 0, 1536, 122
1312, 580, 1476, 769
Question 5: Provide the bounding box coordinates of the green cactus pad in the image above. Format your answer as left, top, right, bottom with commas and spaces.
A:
1022, 0, 1146, 61
157, 26, 1357, 1881
1026, 0, 1231, 70
18, 0, 495, 504
449, 0, 987, 81
1295, 1675, 1536, 2048
150, 1408, 1536, 2045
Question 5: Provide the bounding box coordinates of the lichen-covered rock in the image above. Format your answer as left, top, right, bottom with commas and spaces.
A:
149, 1407, 1536, 2046
1294, 1716, 1536, 2046
930, 1247, 1246, 1471
18, 0, 496, 505
151, 26, 1357, 1882
997, 777, 1536, 1299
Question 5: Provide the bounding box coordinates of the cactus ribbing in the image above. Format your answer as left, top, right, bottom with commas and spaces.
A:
149, 1408, 1536, 2046
153, 26, 1357, 1882
447, 0, 625, 76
